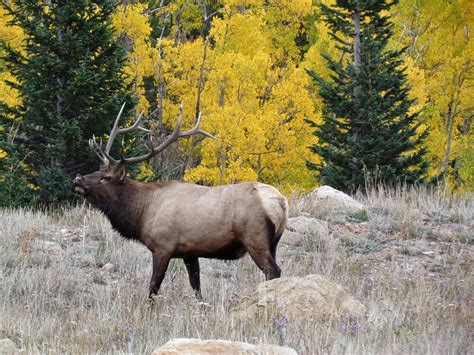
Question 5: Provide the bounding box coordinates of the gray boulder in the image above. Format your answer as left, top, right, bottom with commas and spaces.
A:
152, 338, 298, 355
297, 185, 365, 216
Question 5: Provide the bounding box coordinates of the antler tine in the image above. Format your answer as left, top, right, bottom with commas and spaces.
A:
89, 135, 118, 165
121, 105, 216, 165
121, 105, 184, 164
98, 102, 153, 163
104, 102, 127, 154
119, 110, 152, 134
89, 135, 106, 164
178, 111, 217, 140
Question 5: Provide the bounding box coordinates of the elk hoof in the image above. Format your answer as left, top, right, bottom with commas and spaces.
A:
146, 296, 156, 307
198, 301, 212, 309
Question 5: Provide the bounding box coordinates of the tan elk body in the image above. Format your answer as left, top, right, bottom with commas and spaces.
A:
74, 104, 288, 299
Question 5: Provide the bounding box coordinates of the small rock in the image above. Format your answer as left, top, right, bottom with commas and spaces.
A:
421, 251, 434, 257
60, 228, 69, 235
298, 185, 365, 215
101, 263, 115, 273
197, 301, 212, 309
282, 216, 328, 248
152, 338, 297, 355
280, 230, 305, 247
0, 338, 17, 354
286, 215, 328, 237
399, 245, 421, 256
339, 234, 357, 246
34, 240, 63, 254
427, 263, 445, 273
69, 244, 95, 255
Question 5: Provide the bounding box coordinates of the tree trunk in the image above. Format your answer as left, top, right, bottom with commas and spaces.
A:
56, 16, 67, 166
440, 68, 465, 189
56, 26, 65, 124
353, 4, 361, 72
352, 2, 362, 142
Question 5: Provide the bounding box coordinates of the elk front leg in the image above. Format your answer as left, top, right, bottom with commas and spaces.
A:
149, 252, 171, 299
183, 256, 202, 300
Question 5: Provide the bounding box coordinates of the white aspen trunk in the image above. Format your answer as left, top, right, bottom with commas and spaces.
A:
440, 68, 466, 189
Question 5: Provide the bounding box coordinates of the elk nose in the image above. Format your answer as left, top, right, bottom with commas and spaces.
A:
74, 174, 83, 184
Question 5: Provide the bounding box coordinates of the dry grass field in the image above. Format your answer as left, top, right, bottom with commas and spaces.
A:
0, 186, 473, 354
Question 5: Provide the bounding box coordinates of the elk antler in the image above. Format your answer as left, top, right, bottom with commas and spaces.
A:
89, 102, 151, 165
89, 103, 216, 166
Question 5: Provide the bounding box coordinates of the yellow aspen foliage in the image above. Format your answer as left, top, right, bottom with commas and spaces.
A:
393, 0, 473, 191
221, 0, 265, 8
0, 5, 25, 110
0, 71, 20, 112
112, 3, 156, 113
160, 38, 211, 125
262, 0, 313, 63
403, 57, 428, 115
211, 13, 271, 57
304, 22, 338, 81
277, 0, 312, 15
170, 4, 317, 191
135, 162, 155, 181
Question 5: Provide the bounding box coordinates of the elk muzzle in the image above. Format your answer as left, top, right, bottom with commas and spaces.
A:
74, 174, 86, 195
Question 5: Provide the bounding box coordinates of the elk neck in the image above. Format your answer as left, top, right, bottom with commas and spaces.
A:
95, 179, 156, 241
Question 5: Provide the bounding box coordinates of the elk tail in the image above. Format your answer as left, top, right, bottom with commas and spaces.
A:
257, 184, 288, 239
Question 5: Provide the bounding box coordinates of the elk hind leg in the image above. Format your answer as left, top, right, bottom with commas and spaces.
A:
270, 234, 282, 263
247, 247, 281, 280
241, 216, 281, 280
243, 229, 281, 280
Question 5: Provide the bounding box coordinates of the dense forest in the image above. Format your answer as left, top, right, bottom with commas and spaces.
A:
0, 0, 472, 205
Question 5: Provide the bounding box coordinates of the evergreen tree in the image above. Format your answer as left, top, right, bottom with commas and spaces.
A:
0, 103, 32, 207
307, 0, 429, 192
0, 0, 135, 204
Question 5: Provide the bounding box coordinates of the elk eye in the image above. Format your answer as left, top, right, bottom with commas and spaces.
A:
100, 177, 111, 184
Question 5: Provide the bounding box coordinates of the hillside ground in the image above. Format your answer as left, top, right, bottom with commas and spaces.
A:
0, 186, 472, 354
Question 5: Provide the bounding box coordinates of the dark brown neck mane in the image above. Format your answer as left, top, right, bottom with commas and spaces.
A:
91, 180, 153, 241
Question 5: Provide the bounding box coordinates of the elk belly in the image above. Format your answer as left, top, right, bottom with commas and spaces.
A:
174, 239, 247, 260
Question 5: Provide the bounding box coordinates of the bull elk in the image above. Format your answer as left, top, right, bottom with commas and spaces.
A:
74, 104, 288, 299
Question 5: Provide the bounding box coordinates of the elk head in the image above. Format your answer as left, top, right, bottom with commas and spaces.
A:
74, 103, 215, 202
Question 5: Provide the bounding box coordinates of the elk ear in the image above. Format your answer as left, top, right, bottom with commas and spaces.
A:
116, 163, 127, 181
